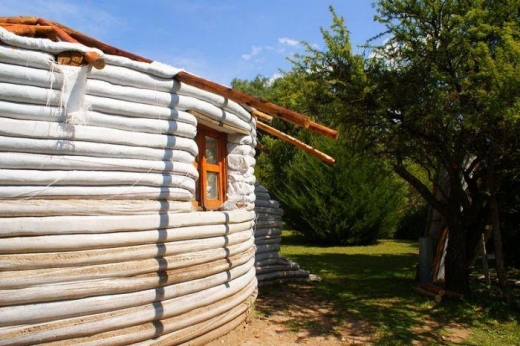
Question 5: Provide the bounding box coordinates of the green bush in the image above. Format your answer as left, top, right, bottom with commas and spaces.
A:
273, 135, 407, 245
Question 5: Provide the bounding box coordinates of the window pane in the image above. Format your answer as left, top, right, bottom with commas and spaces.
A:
206, 172, 219, 200
205, 136, 218, 164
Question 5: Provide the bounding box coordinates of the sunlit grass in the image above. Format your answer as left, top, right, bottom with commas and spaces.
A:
278, 230, 520, 345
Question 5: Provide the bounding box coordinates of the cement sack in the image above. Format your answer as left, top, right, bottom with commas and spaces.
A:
0, 81, 61, 106
0, 118, 199, 155
0, 61, 63, 89
0, 169, 196, 192
0, 136, 195, 163
0, 44, 55, 70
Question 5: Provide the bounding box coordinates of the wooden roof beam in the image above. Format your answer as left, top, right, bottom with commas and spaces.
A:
0, 16, 38, 25
256, 121, 335, 165
0, 23, 53, 36
249, 108, 273, 124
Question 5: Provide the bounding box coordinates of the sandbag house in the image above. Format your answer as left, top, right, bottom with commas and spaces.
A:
0, 17, 337, 345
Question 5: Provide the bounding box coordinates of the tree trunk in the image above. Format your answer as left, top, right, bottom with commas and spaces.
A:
444, 211, 470, 294
488, 153, 511, 302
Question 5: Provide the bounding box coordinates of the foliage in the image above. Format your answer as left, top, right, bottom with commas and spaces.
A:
288, 2, 520, 293
275, 135, 407, 245
277, 232, 520, 345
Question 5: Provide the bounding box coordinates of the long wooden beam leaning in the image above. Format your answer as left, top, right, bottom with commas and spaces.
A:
36, 18, 105, 70
256, 121, 335, 165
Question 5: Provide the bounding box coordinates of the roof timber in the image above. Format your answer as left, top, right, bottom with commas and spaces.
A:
256, 121, 335, 165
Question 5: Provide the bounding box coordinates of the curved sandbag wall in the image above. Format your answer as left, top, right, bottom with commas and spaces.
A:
0, 27, 258, 345
254, 184, 311, 285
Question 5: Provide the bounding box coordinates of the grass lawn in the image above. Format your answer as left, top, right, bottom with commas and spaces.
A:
274, 230, 520, 345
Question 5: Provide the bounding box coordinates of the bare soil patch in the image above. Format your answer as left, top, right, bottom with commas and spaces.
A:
208, 282, 374, 345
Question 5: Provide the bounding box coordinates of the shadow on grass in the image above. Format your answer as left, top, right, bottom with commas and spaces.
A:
257, 236, 520, 345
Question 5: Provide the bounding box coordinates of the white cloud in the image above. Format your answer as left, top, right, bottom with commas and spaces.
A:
278, 37, 299, 47
242, 45, 262, 60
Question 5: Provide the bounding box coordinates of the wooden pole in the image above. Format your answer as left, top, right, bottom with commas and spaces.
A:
256, 121, 335, 165
176, 71, 339, 140
0, 16, 38, 25
0, 23, 53, 36
250, 108, 273, 124
36, 18, 105, 69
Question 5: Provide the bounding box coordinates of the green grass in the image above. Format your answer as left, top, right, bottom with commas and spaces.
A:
277, 230, 520, 345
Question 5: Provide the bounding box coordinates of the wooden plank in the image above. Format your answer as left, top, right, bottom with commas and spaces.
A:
256, 121, 335, 165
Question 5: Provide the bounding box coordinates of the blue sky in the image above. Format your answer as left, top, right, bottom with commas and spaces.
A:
1, 0, 385, 85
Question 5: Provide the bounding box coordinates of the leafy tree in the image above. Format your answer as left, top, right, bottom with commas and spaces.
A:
292, 2, 519, 294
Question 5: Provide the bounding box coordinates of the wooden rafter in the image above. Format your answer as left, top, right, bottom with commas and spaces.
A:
256, 121, 335, 165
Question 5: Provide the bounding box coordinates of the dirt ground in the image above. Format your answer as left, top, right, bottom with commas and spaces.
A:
208, 283, 373, 345
208, 282, 471, 346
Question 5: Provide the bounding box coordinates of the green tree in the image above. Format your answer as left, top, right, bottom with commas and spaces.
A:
291, 2, 519, 294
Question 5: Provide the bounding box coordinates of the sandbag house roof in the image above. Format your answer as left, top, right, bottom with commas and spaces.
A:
0, 16, 338, 164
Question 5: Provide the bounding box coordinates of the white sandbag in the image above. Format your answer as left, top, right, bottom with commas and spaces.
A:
104, 55, 182, 78
227, 154, 256, 172
0, 245, 255, 290
0, 273, 256, 346
227, 143, 255, 157
1, 248, 255, 306
225, 193, 256, 204
0, 199, 193, 217
254, 219, 283, 229
0, 26, 103, 56
0, 44, 56, 69
0, 81, 61, 106
254, 206, 284, 216
228, 172, 256, 184
254, 199, 280, 209
0, 136, 195, 163
134, 299, 250, 346
255, 184, 270, 195
192, 111, 250, 135
0, 61, 63, 89
0, 209, 255, 237
0, 169, 196, 192
75, 110, 197, 138
0, 260, 255, 326
0, 230, 253, 270
255, 192, 272, 200
0, 118, 199, 155
0, 185, 193, 201
86, 93, 252, 132
227, 181, 256, 196
88, 63, 179, 91
0, 99, 64, 122
53, 284, 255, 346
176, 82, 252, 123
228, 133, 257, 146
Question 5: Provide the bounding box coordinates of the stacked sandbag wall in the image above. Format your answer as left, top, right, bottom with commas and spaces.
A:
0, 26, 257, 345
254, 184, 311, 285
